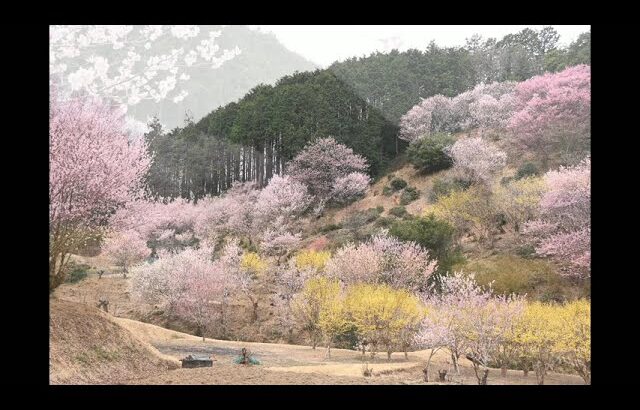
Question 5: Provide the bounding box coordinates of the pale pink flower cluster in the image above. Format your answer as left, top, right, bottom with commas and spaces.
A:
524, 157, 591, 275
331, 172, 372, 204
326, 231, 437, 291
448, 137, 507, 185
287, 137, 369, 200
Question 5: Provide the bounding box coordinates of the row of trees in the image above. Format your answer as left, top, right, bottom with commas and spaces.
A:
418, 273, 590, 385
400, 64, 591, 168
330, 27, 590, 124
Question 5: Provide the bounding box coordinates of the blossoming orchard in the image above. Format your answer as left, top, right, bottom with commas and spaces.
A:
50, 25, 590, 386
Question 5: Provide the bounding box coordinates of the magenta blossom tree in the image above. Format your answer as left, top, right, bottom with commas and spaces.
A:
524, 157, 590, 276
507, 65, 591, 165
286, 137, 368, 200
49, 92, 150, 291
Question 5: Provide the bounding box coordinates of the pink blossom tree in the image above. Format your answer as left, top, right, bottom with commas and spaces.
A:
330, 172, 371, 204
326, 231, 437, 291
174, 254, 227, 342
415, 310, 453, 382
286, 137, 368, 201
49, 92, 150, 291
448, 137, 507, 186
399, 95, 454, 143
101, 230, 151, 277
507, 65, 591, 166
260, 226, 302, 265
273, 260, 314, 342
254, 175, 312, 227
423, 272, 524, 384
524, 157, 590, 276
462, 294, 525, 385
130, 246, 229, 340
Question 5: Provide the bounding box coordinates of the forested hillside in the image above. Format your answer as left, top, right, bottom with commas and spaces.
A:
144, 27, 590, 201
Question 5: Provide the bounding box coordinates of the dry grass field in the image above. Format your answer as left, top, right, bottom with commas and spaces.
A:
50, 297, 584, 385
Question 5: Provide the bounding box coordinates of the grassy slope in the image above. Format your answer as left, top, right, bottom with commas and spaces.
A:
49, 298, 179, 384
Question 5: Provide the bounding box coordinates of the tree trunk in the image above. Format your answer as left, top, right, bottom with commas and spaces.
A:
387, 350, 392, 361
251, 301, 258, 323
523, 369, 529, 377
501, 366, 507, 377
325, 340, 332, 359
439, 370, 448, 382
424, 351, 436, 382
535, 362, 545, 385
481, 369, 489, 385
452, 352, 460, 374
404, 349, 408, 360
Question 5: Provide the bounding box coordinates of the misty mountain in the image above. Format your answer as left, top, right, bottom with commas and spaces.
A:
127, 26, 318, 129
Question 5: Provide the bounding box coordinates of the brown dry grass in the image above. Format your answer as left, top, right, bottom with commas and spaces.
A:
49, 298, 179, 385
51, 298, 585, 385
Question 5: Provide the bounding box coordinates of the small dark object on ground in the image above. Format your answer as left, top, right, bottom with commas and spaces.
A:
234, 347, 261, 365
97, 298, 109, 313
181, 354, 214, 368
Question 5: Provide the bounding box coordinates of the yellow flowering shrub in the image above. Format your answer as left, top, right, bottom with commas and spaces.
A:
344, 283, 424, 359
291, 277, 342, 349
240, 252, 268, 275
295, 250, 331, 272
493, 176, 546, 231
429, 187, 496, 243
512, 302, 565, 384
557, 299, 590, 384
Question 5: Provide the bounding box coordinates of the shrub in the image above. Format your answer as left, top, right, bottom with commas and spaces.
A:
430, 187, 499, 245
344, 283, 424, 360
389, 206, 408, 218
382, 186, 393, 196
400, 186, 420, 205
516, 162, 539, 180
429, 177, 470, 202
375, 205, 385, 214
295, 250, 332, 272
406, 133, 455, 174
241, 252, 268, 275
343, 209, 380, 230
374, 217, 394, 228
458, 254, 565, 299
494, 176, 546, 232
64, 261, 91, 283
319, 223, 342, 233
389, 214, 459, 275
292, 277, 343, 350
390, 178, 408, 191
326, 229, 357, 251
